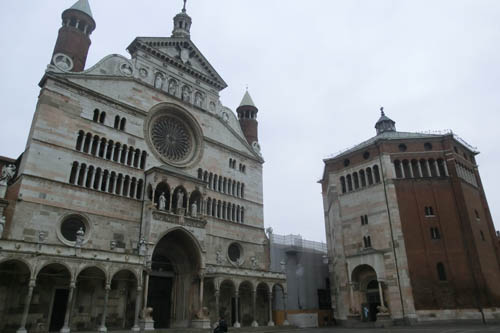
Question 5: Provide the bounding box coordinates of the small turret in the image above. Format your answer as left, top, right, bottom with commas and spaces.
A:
172, 0, 192, 39
51, 0, 96, 72
237, 90, 259, 145
375, 107, 396, 135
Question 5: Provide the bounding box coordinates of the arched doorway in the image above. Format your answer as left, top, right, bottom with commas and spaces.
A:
149, 229, 202, 328
351, 264, 385, 322
0, 259, 31, 332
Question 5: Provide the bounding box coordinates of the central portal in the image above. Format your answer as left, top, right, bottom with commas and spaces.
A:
148, 228, 202, 328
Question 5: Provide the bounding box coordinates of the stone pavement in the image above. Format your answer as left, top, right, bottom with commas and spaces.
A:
253, 324, 500, 333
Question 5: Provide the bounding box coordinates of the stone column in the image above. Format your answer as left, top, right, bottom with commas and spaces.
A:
408, 162, 414, 178
17, 279, 36, 333
378, 281, 385, 308
399, 163, 405, 178
98, 172, 104, 191
143, 273, 150, 308
251, 289, 258, 327
443, 162, 449, 176
98, 284, 111, 332
214, 289, 220, 321
169, 192, 174, 211
60, 281, 76, 333
434, 161, 440, 177
233, 291, 240, 328
425, 160, 432, 177
90, 169, 96, 189
349, 283, 355, 313
267, 291, 274, 326
97, 140, 103, 157
199, 275, 205, 310
132, 286, 142, 332
283, 293, 289, 325
109, 145, 115, 161
83, 168, 90, 187
417, 162, 423, 178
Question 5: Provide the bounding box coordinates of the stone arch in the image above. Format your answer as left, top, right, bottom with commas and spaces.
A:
219, 279, 237, 325
173, 185, 188, 211
36, 260, 74, 281
148, 228, 204, 328
76, 264, 108, 283
0, 257, 33, 277
238, 280, 255, 326
256, 282, 271, 326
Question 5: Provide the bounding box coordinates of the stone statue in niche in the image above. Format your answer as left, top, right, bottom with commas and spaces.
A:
168, 80, 177, 95
182, 86, 191, 102
158, 192, 167, 210
194, 92, 203, 107
75, 227, 85, 248
154, 73, 164, 89
191, 202, 197, 218
176, 190, 184, 210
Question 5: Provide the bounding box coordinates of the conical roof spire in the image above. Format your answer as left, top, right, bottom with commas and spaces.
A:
69, 0, 93, 18
239, 90, 257, 108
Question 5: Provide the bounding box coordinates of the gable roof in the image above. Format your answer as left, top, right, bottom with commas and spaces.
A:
127, 37, 227, 91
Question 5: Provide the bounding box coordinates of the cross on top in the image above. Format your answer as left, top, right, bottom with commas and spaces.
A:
183, 0, 187, 12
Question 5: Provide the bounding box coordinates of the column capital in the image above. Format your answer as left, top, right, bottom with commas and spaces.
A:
105, 283, 111, 291
28, 279, 36, 288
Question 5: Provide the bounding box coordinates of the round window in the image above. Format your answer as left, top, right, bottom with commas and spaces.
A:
424, 142, 432, 151
398, 144, 407, 152
363, 151, 370, 160
343, 159, 350, 167
146, 104, 203, 168
228, 243, 242, 262
60, 215, 87, 243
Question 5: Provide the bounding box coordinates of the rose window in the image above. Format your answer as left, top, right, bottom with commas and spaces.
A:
151, 116, 192, 162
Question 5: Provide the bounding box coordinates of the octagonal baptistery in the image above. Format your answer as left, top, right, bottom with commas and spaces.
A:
0, 1, 285, 332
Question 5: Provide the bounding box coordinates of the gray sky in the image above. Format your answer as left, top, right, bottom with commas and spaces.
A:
1, 1, 499, 242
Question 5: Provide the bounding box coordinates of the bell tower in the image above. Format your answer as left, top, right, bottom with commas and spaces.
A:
237, 90, 259, 145
51, 0, 96, 72
172, 0, 192, 39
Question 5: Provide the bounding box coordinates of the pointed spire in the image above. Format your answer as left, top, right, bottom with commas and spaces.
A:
239, 90, 256, 108
375, 107, 396, 135
69, 0, 93, 18
183, 0, 187, 13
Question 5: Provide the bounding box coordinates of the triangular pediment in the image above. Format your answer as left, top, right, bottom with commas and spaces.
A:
127, 37, 227, 91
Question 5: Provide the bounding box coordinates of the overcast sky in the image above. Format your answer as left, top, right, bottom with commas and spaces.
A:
1, 1, 499, 242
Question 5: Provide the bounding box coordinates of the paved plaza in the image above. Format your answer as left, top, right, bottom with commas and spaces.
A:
264, 324, 500, 333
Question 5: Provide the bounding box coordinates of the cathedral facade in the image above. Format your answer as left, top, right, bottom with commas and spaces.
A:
0, 1, 286, 332
320, 111, 500, 325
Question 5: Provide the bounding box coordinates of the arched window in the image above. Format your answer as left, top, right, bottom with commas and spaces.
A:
108, 172, 116, 193
133, 149, 140, 168
136, 179, 144, 199
85, 166, 94, 188
223, 178, 227, 194
241, 207, 245, 223
346, 175, 353, 192
101, 170, 109, 192
93, 109, 100, 122
402, 160, 411, 178
366, 168, 373, 185
99, 111, 106, 124
228, 179, 232, 196
93, 168, 101, 190
218, 177, 222, 192
130, 178, 137, 198
69, 162, 79, 184
353, 172, 359, 190
120, 145, 128, 164
127, 146, 134, 166
340, 176, 346, 193
217, 200, 222, 218
77, 164, 87, 186
437, 159, 447, 177
140, 151, 147, 170
241, 184, 245, 198
232, 204, 236, 221
113, 143, 121, 162
83, 133, 92, 153
76, 131, 84, 151
207, 198, 212, 216
213, 175, 218, 191
98, 138, 106, 158
120, 117, 126, 131
91, 135, 99, 155
237, 182, 241, 197
229, 159, 233, 168
212, 199, 217, 217
222, 202, 226, 220
114, 115, 120, 129
394, 160, 402, 178
373, 165, 381, 183
437, 262, 447, 281
209, 173, 213, 189
123, 176, 130, 196
359, 170, 366, 187
198, 168, 203, 179
106, 140, 114, 160
203, 171, 208, 183
116, 174, 123, 195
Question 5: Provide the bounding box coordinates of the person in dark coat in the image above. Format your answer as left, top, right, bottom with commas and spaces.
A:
214, 316, 228, 333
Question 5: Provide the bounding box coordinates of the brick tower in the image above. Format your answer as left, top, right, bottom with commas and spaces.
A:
51, 0, 95, 72
237, 90, 259, 145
